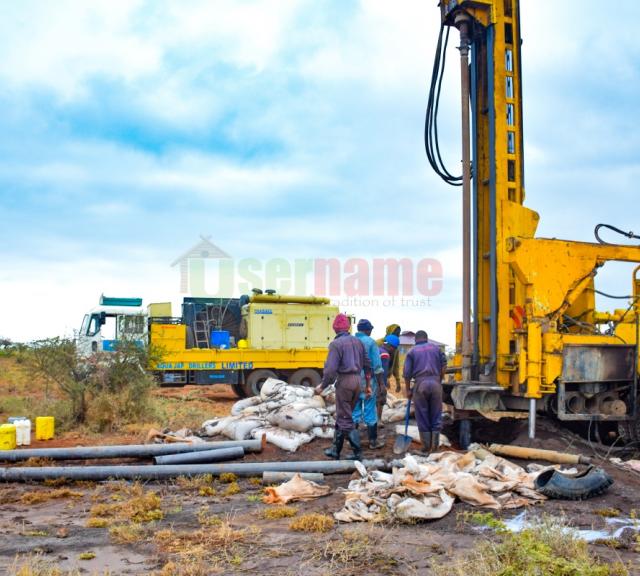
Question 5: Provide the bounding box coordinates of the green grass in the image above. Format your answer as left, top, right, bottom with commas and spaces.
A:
461, 511, 507, 531
436, 516, 629, 576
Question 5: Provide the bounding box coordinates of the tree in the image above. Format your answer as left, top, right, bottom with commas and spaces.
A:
25, 337, 93, 424
23, 337, 158, 429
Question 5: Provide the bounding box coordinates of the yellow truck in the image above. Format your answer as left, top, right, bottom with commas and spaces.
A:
78, 293, 338, 398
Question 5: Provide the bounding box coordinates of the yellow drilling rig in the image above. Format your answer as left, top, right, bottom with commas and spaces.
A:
428, 0, 640, 445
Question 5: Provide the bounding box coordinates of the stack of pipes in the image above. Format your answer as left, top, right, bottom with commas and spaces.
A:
0, 437, 387, 482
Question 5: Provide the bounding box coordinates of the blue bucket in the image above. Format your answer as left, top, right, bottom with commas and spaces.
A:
211, 330, 231, 349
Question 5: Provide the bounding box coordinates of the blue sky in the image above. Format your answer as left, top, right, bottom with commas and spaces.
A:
1, 1, 639, 343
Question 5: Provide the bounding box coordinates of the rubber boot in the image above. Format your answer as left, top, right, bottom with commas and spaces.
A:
367, 424, 385, 449
419, 431, 432, 455
324, 430, 345, 459
431, 432, 440, 453
346, 429, 362, 461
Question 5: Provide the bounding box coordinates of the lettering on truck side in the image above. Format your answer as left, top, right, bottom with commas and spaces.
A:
254, 309, 273, 314
156, 362, 254, 370
221, 362, 254, 370
189, 362, 216, 369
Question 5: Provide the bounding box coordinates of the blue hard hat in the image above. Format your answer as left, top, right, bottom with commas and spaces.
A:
357, 319, 374, 331
384, 334, 400, 348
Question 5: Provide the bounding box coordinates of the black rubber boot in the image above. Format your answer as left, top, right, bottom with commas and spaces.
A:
419, 431, 432, 455
431, 432, 440, 453
346, 429, 362, 461
324, 430, 345, 459
367, 424, 385, 449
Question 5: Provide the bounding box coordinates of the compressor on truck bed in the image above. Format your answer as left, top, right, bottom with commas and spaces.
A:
77, 292, 339, 398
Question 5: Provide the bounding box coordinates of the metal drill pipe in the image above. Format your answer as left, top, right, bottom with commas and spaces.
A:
0, 439, 263, 462
153, 446, 244, 465
457, 15, 473, 382
0, 459, 388, 482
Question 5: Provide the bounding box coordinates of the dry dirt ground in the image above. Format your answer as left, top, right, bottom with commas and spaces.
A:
1, 375, 640, 574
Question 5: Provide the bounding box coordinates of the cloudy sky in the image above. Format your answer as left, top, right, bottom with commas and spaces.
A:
1, 0, 639, 344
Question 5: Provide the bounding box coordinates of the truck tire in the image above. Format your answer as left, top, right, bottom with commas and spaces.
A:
231, 383, 247, 399
288, 369, 321, 388
243, 369, 277, 397
534, 466, 613, 500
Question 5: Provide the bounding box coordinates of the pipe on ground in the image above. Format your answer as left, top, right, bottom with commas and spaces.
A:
262, 471, 324, 484
0, 438, 264, 462
488, 443, 591, 465
0, 459, 388, 482
154, 447, 244, 465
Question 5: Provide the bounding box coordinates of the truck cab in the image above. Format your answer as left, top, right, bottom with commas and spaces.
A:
77, 296, 147, 356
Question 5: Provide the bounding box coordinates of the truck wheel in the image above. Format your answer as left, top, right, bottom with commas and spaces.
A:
243, 369, 277, 397
231, 383, 247, 398
289, 369, 322, 388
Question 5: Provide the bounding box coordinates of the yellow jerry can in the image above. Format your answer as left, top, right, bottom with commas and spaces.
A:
0, 424, 17, 450
35, 417, 55, 441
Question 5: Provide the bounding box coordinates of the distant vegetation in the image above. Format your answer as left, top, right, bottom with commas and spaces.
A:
0, 338, 26, 357
17, 338, 159, 431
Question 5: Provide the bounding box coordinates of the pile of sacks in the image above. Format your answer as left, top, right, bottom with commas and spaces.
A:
334, 448, 547, 523
201, 378, 335, 451
200, 377, 414, 452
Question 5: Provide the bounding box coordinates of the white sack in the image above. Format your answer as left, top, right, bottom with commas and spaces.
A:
221, 418, 264, 440
251, 426, 314, 452
231, 396, 263, 416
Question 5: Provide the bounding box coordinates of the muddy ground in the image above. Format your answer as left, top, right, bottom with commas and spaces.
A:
1, 385, 640, 575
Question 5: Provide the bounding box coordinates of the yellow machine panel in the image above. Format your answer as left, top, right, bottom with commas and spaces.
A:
148, 302, 172, 317
244, 302, 338, 350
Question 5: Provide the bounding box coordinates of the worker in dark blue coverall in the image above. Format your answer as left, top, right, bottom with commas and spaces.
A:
403, 330, 447, 453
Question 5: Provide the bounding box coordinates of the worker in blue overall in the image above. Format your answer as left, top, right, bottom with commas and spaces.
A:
352, 319, 386, 450
403, 330, 447, 453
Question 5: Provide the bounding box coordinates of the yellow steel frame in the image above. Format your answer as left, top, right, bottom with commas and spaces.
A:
149, 324, 328, 372
441, 0, 640, 402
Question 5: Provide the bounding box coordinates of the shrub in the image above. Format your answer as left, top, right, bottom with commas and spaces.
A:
22, 337, 158, 430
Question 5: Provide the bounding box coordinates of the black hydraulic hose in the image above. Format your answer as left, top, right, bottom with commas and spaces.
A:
593, 289, 637, 300
425, 23, 463, 186
594, 223, 640, 245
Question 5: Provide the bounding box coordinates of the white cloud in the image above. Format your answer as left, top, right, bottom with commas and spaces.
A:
0, 0, 160, 100
140, 152, 311, 198
1, 0, 639, 344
